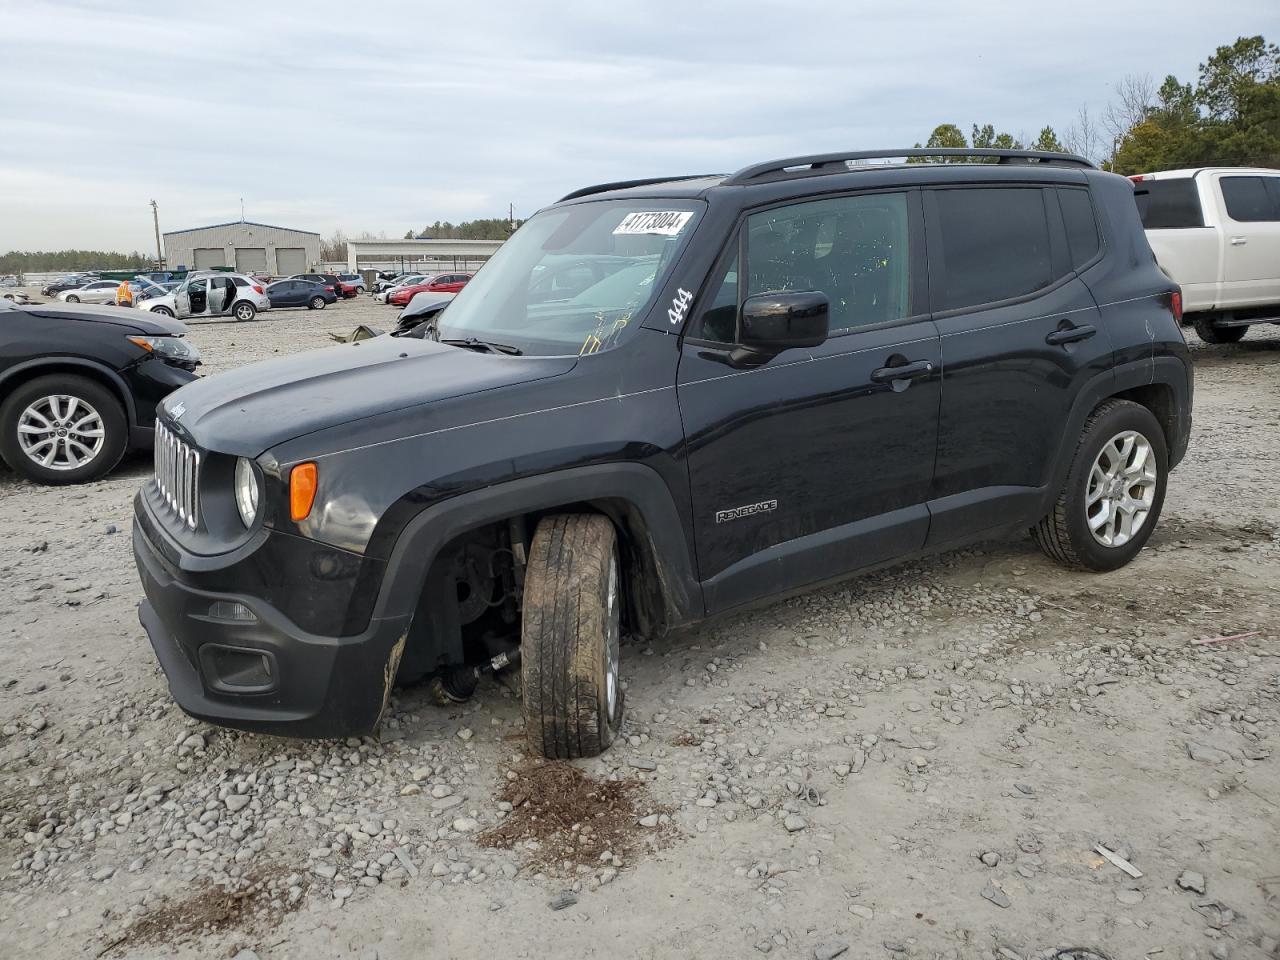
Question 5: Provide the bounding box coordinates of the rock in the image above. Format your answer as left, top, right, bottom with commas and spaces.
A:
1116, 888, 1144, 905
980, 851, 1000, 867
980, 880, 1011, 908
452, 817, 481, 834
433, 795, 465, 811
549, 890, 577, 911
314, 863, 337, 880
849, 904, 874, 920
181, 733, 205, 752
783, 815, 808, 833
815, 942, 849, 960
457, 728, 474, 741
639, 814, 660, 828
1187, 742, 1233, 764
1177, 870, 1206, 894
232, 952, 261, 960
225, 795, 252, 813
91, 866, 115, 881
630, 758, 658, 772
430, 784, 453, 799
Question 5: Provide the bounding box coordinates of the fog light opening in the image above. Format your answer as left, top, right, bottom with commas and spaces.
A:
206, 600, 258, 623
202, 644, 275, 692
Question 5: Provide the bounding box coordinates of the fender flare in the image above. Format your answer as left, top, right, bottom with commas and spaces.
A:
0, 356, 139, 427
1041, 355, 1191, 515
367, 462, 704, 632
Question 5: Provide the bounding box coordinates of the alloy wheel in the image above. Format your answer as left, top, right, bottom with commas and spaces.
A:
1086, 430, 1158, 548
17, 394, 105, 471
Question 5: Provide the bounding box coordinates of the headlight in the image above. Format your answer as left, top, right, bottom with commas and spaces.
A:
234, 458, 259, 528
127, 335, 200, 364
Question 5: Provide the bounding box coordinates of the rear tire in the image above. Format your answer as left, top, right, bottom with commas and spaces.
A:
521, 514, 624, 759
65, 295, 79, 303
232, 301, 256, 322
0, 374, 128, 485
1032, 399, 1167, 571
1193, 317, 1246, 344
309, 296, 326, 310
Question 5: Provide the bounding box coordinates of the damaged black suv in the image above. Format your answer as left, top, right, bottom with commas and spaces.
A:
134, 148, 1192, 758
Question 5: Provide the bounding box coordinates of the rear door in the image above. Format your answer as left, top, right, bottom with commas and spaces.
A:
1216, 173, 1280, 309
678, 189, 941, 612
923, 183, 1113, 547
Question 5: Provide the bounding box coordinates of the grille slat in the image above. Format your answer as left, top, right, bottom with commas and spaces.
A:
153, 420, 200, 530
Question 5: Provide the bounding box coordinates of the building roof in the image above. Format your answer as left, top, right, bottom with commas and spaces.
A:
163, 220, 321, 237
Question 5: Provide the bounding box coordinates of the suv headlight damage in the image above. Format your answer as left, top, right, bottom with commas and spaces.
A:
127, 334, 200, 366
234, 457, 259, 527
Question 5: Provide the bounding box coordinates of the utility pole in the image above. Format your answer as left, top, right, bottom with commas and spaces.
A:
150, 199, 163, 268
508, 202, 514, 236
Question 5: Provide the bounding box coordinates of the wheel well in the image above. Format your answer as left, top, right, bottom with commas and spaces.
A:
0, 363, 133, 424
1109, 383, 1175, 444
395, 500, 670, 683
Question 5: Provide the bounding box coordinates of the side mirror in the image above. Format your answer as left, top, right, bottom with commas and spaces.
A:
734, 291, 829, 363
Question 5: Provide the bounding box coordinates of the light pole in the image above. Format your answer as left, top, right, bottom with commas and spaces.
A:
150, 200, 163, 268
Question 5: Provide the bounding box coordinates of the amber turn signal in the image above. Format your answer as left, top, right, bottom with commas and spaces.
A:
290, 462, 318, 521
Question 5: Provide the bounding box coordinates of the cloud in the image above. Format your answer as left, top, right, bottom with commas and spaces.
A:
0, 0, 1273, 250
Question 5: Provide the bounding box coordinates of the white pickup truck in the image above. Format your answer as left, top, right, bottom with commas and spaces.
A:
1133, 167, 1280, 343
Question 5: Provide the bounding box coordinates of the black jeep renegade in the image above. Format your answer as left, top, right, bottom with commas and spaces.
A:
134, 148, 1192, 758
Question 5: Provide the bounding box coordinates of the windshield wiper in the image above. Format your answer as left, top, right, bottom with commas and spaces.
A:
440, 336, 523, 356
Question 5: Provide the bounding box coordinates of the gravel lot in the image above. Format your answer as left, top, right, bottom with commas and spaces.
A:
1, 291, 1278, 960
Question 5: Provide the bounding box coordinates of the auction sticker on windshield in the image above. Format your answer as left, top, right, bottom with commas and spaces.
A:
613, 211, 693, 236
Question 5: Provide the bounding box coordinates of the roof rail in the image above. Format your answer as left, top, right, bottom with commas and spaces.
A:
724, 148, 1094, 185
558, 174, 721, 203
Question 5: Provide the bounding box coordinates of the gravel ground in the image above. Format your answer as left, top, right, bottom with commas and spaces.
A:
1, 290, 1278, 960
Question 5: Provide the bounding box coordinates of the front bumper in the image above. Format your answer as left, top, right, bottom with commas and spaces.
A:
133, 502, 411, 738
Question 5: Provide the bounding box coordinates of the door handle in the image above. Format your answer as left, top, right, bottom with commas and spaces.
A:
1229, 236, 1247, 246
1046, 322, 1097, 346
870, 358, 934, 383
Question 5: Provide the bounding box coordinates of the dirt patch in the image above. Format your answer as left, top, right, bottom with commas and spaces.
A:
477, 760, 670, 874
97, 869, 304, 956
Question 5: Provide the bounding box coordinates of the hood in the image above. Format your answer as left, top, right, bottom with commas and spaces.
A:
161, 333, 577, 457
27, 302, 190, 335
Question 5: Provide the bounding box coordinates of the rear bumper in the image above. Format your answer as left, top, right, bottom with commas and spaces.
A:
133, 504, 410, 739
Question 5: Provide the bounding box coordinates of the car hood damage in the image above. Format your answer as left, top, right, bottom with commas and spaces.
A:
160, 334, 577, 457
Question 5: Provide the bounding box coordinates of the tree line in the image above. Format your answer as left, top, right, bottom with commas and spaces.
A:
0, 249, 153, 274
912, 35, 1279, 174
403, 218, 523, 241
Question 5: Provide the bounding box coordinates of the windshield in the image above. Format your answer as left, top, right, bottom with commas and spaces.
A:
435, 199, 704, 356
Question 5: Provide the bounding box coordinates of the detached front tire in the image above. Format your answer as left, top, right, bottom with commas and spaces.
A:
1032, 399, 1167, 571
521, 513, 624, 759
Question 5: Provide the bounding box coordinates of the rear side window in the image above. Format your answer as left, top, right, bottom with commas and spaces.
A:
1135, 179, 1204, 228
1058, 188, 1101, 269
1221, 176, 1279, 222
930, 187, 1053, 312
232, 277, 248, 287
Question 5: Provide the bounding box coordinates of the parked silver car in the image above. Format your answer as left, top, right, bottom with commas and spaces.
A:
373, 274, 431, 303
58, 279, 124, 304
138, 272, 272, 322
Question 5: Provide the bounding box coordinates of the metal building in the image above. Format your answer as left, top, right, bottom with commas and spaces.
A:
162, 220, 321, 275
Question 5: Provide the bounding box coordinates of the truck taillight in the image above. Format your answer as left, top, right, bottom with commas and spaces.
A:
1129, 175, 1146, 182
1171, 290, 1183, 322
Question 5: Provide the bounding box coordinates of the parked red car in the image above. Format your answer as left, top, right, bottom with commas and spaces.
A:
386, 272, 472, 305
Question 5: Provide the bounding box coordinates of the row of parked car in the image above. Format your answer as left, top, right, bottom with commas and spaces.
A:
372, 271, 473, 304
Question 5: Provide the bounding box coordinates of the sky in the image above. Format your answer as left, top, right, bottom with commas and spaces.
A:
1, 0, 1276, 252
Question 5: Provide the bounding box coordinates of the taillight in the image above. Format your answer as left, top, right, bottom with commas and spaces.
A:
1129, 175, 1146, 182
1170, 290, 1183, 323
252, 285, 264, 295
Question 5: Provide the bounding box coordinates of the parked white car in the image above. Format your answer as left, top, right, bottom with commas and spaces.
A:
59, 279, 124, 304
139, 272, 271, 322
1134, 167, 1280, 343
373, 274, 430, 302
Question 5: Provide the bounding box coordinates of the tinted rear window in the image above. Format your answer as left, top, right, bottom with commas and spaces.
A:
1058, 188, 1101, 269
931, 187, 1053, 312
1135, 178, 1204, 228
1221, 176, 1279, 222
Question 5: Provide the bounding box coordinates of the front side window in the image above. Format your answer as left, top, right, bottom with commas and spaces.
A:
435, 199, 704, 356
1221, 176, 1278, 222
931, 187, 1052, 312
743, 192, 911, 334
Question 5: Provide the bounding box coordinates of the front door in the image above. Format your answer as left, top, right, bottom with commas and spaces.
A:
677, 189, 941, 613
922, 184, 1114, 546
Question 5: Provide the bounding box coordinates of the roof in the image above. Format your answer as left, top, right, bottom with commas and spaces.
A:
1132, 167, 1280, 179
163, 220, 321, 237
